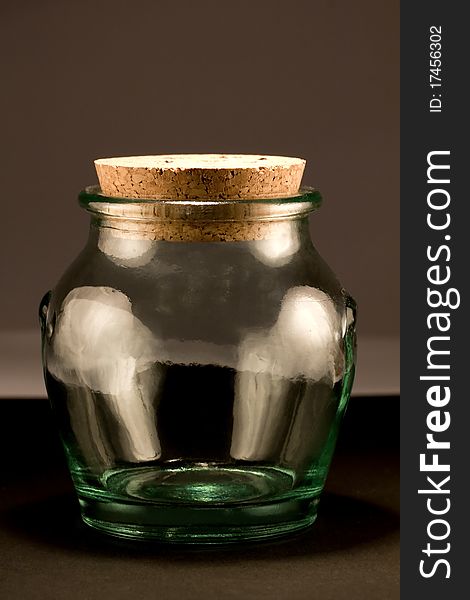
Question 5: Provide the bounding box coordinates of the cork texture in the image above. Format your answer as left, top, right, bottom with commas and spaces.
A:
99, 217, 299, 242
95, 154, 306, 200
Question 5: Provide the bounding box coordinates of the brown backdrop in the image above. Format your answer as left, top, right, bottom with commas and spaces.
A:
0, 0, 399, 336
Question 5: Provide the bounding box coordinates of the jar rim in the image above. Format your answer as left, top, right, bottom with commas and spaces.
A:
80, 185, 321, 207
79, 185, 322, 222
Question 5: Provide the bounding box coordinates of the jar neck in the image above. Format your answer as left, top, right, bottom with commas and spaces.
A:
79, 185, 321, 243
80, 185, 320, 261
91, 211, 311, 242
88, 216, 313, 267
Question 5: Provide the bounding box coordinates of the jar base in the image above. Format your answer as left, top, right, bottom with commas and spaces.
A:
79, 495, 319, 544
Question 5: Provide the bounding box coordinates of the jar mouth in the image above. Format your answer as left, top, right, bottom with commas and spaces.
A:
79, 185, 322, 222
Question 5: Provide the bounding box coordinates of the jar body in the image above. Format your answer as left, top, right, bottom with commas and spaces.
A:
40, 209, 356, 543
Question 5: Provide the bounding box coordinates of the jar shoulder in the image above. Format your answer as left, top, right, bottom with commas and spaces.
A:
48, 240, 349, 327
43, 240, 355, 392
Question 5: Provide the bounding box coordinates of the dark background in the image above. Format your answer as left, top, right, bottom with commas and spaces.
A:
0, 0, 399, 337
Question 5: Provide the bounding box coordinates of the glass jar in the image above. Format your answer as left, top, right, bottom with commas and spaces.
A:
39, 165, 356, 544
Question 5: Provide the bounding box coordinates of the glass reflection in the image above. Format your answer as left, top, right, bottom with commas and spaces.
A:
98, 228, 156, 267
231, 286, 343, 467
48, 286, 162, 464
250, 221, 300, 267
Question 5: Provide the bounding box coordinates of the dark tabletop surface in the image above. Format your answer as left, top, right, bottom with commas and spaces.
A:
0, 397, 399, 600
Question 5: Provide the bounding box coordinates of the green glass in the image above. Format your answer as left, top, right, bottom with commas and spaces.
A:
40, 186, 356, 543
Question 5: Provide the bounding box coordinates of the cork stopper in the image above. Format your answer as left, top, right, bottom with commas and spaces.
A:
95, 154, 306, 200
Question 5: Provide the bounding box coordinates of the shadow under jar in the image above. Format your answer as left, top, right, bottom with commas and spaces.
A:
40, 155, 356, 543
